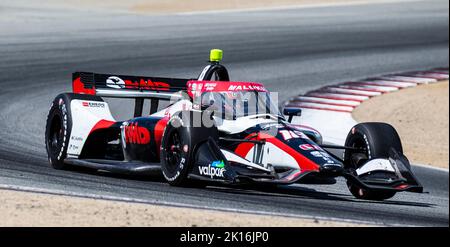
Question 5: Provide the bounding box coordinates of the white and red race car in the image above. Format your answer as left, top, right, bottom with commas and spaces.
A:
45, 50, 422, 200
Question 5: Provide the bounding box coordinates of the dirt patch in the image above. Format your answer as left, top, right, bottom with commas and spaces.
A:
0, 189, 368, 227
353, 81, 449, 169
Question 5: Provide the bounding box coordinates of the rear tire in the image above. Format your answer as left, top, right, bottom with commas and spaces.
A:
344, 122, 403, 201
45, 94, 73, 170
45, 93, 104, 170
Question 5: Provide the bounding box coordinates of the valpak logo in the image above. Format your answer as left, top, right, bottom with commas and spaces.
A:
198, 160, 225, 179
124, 122, 151, 145
106, 76, 126, 89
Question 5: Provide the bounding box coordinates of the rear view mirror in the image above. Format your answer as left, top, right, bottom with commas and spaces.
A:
283, 108, 302, 123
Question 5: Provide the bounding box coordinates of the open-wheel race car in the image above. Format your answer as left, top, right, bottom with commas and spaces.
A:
45, 49, 423, 200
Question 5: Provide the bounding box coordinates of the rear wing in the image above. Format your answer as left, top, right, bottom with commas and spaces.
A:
73, 72, 189, 100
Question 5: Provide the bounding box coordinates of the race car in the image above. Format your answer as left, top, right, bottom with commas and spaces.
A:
45, 49, 423, 200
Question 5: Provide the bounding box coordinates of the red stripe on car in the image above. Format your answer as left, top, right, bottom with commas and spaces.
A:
235, 133, 320, 172
89, 120, 115, 134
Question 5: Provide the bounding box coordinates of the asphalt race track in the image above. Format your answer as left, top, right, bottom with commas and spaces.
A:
0, 0, 448, 226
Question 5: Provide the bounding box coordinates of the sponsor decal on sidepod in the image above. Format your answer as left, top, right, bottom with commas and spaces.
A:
82, 102, 105, 108
198, 160, 226, 179
124, 123, 151, 145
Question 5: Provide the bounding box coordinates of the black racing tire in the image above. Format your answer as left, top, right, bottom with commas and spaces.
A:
45, 94, 73, 170
344, 122, 403, 201
160, 111, 219, 187
160, 116, 193, 186
45, 93, 104, 170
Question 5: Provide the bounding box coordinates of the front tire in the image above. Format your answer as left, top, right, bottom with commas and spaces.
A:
344, 122, 403, 201
160, 111, 219, 187
160, 116, 193, 186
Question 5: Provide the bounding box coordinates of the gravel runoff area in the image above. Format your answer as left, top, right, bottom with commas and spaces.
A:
353, 81, 449, 169
0, 189, 369, 227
